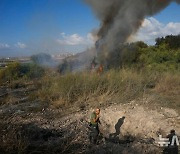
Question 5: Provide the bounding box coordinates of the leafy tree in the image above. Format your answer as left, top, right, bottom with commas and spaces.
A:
155, 34, 180, 49
106, 41, 148, 69
0, 62, 45, 84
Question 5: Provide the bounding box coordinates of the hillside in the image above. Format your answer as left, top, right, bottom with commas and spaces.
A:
0, 35, 180, 153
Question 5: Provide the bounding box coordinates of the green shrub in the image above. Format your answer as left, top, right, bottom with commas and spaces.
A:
99, 35, 180, 71
0, 62, 21, 83
138, 44, 180, 72
22, 63, 45, 79
0, 62, 45, 84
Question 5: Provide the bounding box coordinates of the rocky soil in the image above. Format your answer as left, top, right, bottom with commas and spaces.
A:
0, 83, 180, 153
0, 94, 180, 154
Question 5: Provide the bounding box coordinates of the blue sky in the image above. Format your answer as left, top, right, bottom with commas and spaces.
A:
0, 0, 179, 57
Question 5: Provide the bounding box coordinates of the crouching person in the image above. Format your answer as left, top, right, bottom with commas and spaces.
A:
89, 108, 101, 144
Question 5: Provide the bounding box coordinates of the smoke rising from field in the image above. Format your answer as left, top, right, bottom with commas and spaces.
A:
85, 0, 180, 55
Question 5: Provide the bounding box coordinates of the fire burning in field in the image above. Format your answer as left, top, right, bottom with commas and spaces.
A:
85, 0, 180, 63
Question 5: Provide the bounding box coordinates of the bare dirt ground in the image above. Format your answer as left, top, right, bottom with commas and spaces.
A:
0, 94, 180, 154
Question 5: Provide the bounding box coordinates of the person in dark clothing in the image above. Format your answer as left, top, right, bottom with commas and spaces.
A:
89, 108, 101, 144
163, 129, 179, 154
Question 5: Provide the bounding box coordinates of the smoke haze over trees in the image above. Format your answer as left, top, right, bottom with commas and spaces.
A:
85, 0, 180, 59
105, 35, 180, 71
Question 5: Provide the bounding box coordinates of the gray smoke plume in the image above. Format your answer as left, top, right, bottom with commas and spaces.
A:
85, 0, 180, 57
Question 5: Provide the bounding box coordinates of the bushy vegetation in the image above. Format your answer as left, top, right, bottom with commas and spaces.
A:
106, 35, 180, 71
106, 41, 148, 69
155, 34, 180, 49
58, 59, 73, 74
20, 63, 45, 79
0, 62, 45, 84
139, 44, 180, 72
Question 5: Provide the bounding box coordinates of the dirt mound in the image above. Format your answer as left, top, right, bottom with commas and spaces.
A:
99, 102, 180, 139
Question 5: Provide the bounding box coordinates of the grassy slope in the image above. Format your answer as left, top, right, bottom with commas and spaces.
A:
32, 69, 180, 114
0, 68, 179, 153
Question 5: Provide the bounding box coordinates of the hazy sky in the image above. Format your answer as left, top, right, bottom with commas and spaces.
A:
0, 0, 179, 57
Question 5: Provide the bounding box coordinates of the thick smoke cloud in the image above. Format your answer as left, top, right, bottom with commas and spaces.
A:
85, 0, 180, 55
